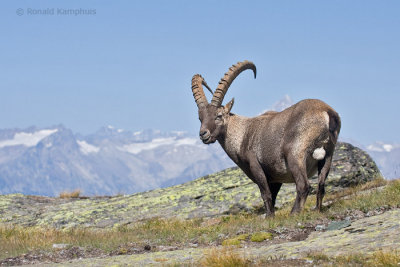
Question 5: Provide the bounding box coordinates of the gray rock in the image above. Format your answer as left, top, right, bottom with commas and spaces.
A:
326, 220, 351, 231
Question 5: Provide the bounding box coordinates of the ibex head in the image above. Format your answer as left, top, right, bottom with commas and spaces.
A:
191, 61, 256, 144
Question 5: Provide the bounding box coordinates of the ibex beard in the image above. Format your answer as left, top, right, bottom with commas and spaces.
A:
191, 60, 341, 217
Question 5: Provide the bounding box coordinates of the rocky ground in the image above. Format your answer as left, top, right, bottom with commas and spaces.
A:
2, 205, 399, 266
1, 142, 397, 266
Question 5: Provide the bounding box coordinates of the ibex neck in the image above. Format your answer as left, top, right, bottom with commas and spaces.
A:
218, 114, 248, 163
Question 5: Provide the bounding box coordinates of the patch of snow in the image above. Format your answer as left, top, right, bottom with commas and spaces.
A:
133, 131, 142, 136
0, 129, 58, 148
107, 125, 123, 133
77, 140, 100, 155
175, 138, 198, 146
119, 137, 201, 154
367, 144, 383, 152
171, 131, 186, 136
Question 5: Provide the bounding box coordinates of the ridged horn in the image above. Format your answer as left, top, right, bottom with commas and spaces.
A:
191, 74, 212, 108
211, 60, 256, 107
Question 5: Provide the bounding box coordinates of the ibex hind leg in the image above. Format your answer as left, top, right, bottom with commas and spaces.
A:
316, 152, 333, 211
287, 154, 311, 214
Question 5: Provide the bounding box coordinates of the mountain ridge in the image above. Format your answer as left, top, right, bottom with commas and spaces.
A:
0, 124, 397, 197
0, 126, 233, 196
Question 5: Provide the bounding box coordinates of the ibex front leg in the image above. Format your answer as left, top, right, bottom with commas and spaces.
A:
247, 153, 274, 216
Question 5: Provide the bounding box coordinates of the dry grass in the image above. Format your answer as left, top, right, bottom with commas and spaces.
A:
1, 179, 400, 262
201, 248, 251, 267
329, 179, 400, 213
59, 189, 81, 199
308, 249, 400, 266
371, 249, 400, 266
324, 176, 387, 203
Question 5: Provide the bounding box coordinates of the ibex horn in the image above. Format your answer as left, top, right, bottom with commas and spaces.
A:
211, 60, 256, 107
191, 74, 212, 108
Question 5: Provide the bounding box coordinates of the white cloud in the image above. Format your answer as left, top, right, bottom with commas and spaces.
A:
367, 142, 400, 153
77, 140, 100, 155
383, 144, 394, 152
0, 129, 58, 148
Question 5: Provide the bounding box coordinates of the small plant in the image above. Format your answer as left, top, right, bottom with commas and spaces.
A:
201, 247, 251, 267
59, 189, 81, 199
222, 234, 248, 246
250, 232, 273, 242
222, 238, 240, 246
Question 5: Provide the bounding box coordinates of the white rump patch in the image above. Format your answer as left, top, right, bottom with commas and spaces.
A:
313, 147, 326, 160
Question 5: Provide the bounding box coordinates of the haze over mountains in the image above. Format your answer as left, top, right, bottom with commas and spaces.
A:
0, 126, 233, 196
0, 124, 398, 197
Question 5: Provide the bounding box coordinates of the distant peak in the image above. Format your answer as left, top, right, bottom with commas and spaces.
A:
260, 94, 294, 114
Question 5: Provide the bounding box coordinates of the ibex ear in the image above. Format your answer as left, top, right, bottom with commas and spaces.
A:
224, 98, 234, 113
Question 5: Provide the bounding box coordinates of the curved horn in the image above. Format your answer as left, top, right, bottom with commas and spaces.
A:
211, 60, 256, 107
191, 74, 212, 108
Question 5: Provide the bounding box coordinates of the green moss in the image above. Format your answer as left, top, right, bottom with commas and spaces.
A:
250, 232, 273, 242
222, 238, 240, 246
236, 234, 249, 241
222, 234, 249, 246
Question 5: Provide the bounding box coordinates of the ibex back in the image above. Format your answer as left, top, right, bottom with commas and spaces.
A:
191, 60, 341, 216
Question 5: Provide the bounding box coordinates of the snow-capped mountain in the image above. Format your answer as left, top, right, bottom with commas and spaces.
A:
366, 142, 400, 179
0, 126, 234, 196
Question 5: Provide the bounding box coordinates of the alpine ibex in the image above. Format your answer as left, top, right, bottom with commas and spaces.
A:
191, 60, 341, 216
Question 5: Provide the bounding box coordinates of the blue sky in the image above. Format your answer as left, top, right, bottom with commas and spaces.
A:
0, 1, 399, 145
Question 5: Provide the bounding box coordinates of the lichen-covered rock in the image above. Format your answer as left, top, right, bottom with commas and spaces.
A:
32, 209, 400, 266
0, 142, 382, 229
322, 142, 382, 188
